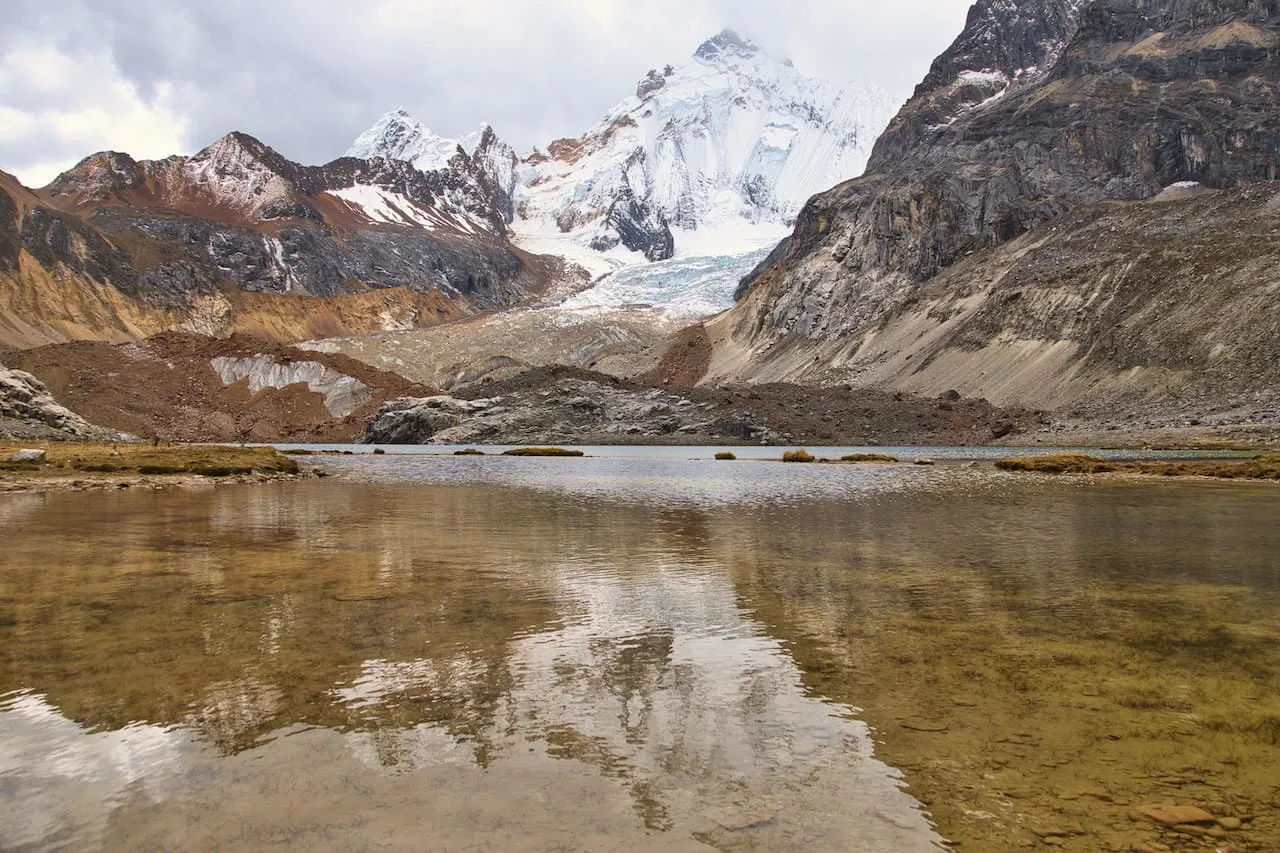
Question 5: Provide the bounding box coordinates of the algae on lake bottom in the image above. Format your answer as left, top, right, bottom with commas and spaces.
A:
1, 468, 1277, 853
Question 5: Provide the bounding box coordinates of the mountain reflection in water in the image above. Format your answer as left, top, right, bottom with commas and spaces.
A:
1, 457, 1278, 852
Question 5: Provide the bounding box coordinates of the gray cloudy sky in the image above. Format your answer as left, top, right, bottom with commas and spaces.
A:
0, 0, 974, 187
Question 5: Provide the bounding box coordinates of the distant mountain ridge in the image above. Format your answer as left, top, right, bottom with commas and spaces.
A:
0, 28, 898, 350
0, 130, 576, 350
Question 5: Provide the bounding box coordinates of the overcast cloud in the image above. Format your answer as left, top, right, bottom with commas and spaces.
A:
0, 0, 973, 187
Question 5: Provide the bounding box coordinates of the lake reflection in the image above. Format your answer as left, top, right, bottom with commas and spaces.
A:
0, 477, 940, 852
2, 460, 1279, 852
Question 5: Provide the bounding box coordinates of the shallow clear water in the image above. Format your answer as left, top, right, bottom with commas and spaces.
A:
2, 458, 1278, 852
270, 443, 1257, 462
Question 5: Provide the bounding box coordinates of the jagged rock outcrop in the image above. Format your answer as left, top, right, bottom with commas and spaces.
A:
360, 365, 1044, 446
0, 363, 124, 439
589, 188, 675, 261
723, 0, 1280, 410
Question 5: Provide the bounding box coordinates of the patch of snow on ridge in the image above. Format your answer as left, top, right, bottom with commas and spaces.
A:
956, 69, 1010, 88
328, 185, 438, 229
210, 356, 373, 418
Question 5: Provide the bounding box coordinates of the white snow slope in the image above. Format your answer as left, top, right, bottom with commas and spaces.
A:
512, 30, 898, 261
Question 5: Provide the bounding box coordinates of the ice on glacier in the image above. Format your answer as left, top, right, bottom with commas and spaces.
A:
558, 246, 775, 319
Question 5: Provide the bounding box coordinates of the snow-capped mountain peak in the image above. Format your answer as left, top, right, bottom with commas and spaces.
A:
693, 29, 762, 64
346, 109, 466, 172
511, 31, 899, 265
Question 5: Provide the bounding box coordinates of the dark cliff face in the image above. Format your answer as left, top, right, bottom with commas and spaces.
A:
468, 126, 519, 224
868, 0, 1088, 171
589, 187, 675, 262
735, 0, 1280, 342
0, 183, 20, 274
19, 207, 138, 294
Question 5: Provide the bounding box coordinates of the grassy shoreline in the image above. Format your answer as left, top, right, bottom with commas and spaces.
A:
0, 441, 307, 493
996, 452, 1280, 480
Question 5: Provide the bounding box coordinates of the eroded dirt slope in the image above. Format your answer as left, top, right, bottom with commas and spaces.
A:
8, 333, 432, 442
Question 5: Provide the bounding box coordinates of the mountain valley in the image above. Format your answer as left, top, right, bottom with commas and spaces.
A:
2, 4, 1279, 447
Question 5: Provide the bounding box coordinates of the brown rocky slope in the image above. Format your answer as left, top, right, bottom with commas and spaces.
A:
8, 333, 433, 443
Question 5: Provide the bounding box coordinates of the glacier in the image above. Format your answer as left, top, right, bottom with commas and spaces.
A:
558, 246, 774, 319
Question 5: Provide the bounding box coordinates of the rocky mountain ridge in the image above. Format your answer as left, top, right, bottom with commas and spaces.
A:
0, 131, 582, 351
2, 28, 892, 353
716, 0, 1280, 415
346, 113, 520, 224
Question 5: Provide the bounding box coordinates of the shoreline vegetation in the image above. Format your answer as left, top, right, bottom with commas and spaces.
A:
0, 441, 308, 493
5, 442, 1280, 495
996, 452, 1280, 480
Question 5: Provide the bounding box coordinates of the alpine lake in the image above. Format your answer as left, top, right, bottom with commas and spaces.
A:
2, 447, 1278, 852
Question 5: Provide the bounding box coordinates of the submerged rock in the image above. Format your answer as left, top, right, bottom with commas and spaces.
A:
1130, 803, 1216, 827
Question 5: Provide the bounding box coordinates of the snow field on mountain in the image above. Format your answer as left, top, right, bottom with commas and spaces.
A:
509, 219, 644, 280
326, 185, 486, 235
